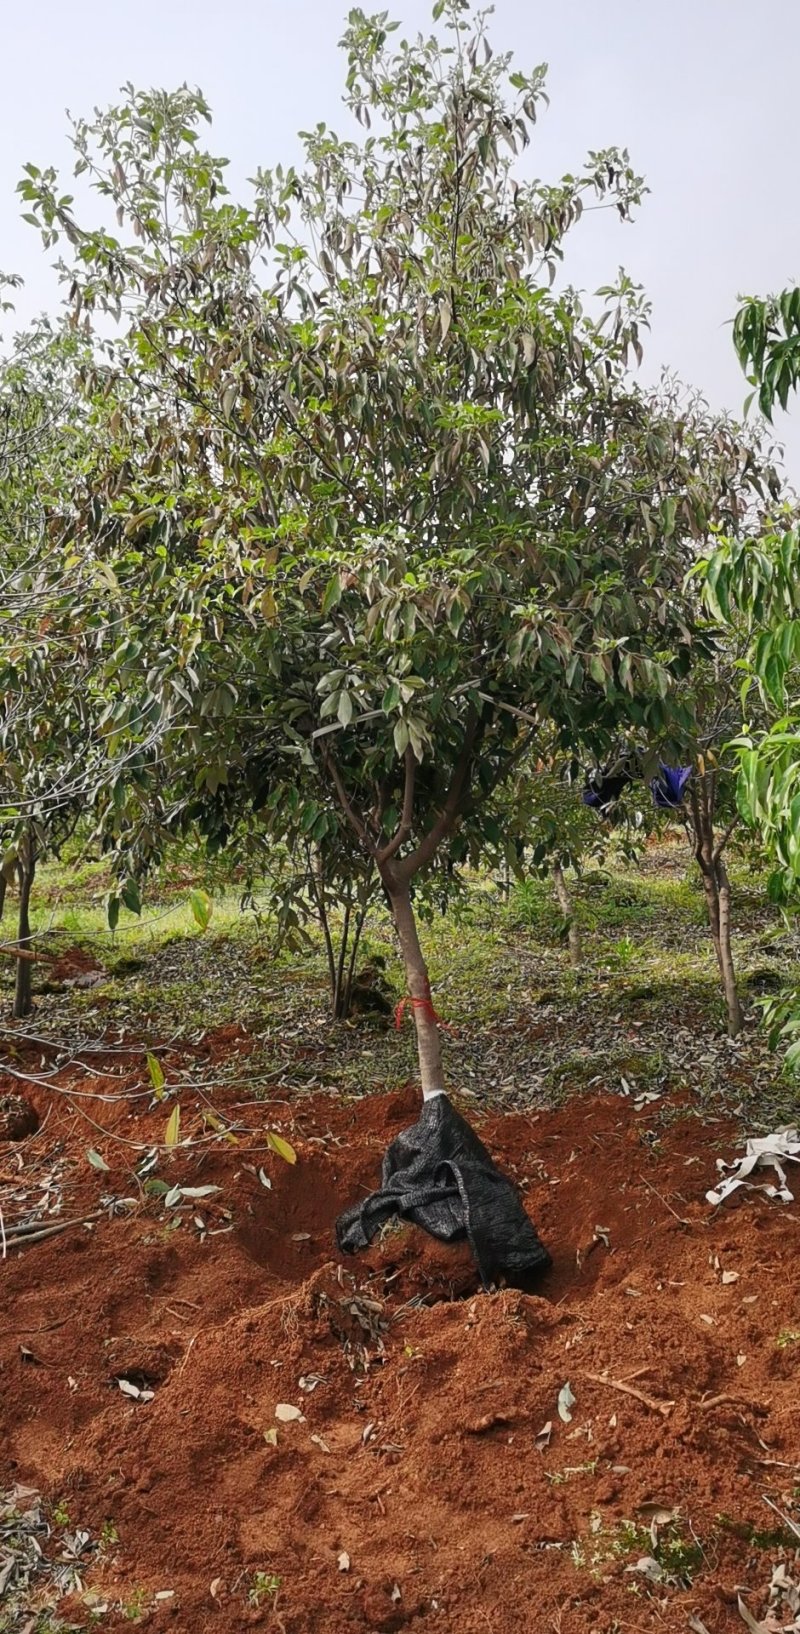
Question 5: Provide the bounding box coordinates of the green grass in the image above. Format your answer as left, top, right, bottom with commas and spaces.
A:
1, 837, 798, 1119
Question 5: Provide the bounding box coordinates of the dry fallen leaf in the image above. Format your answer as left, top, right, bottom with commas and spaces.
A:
535, 1420, 552, 1452
736, 1593, 765, 1633
557, 1382, 576, 1424
310, 1433, 331, 1454
264, 1427, 278, 1447
721, 1270, 740, 1285
209, 1578, 226, 1602
117, 1378, 154, 1403
337, 1552, 351, 1573
626, 1556, 664, 1584
275, 1403, 304, 1423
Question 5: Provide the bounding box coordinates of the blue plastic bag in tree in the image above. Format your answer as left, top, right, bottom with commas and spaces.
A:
651, 764, 691, 809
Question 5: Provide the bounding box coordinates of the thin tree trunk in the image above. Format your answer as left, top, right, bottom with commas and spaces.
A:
308, 844, 338, 1016
334, 899, 352, 1019
13, 835, 35, 1020
342, 879, 371, 1018
0, 872, 6, 923
552, 861, 581, 969
716, 857, 743, 1038
386, 881, 445, 1098
690, 781, 742, 1040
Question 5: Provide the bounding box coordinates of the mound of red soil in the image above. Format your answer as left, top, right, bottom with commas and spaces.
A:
1, 1066, 799, 1633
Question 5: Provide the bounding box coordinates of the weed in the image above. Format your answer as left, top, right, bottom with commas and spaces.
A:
546, 1460, 598, 1486
51, 1500, 70, 1529
121, 1588, 147, 1622
249, 1571, 282, 1607
776, 1329, 800, 1348
99, 1519, 119, 1551
716, 1513, 799, 1549
571, 1515, 703, 1586
606, 935, 638, 969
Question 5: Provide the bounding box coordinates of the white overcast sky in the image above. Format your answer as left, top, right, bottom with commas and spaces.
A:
2, 0, 799, 476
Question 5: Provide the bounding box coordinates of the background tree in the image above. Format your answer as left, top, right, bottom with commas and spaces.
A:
734, 288, 800, 421
0, 320, 101, 1014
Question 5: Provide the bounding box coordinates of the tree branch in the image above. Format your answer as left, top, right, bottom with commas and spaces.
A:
713, 813, 740, 864
324, 750, 376, 855
376, 747, 416, 865
394, 713, 481, 884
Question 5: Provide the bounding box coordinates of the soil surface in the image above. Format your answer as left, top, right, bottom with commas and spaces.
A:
2, 1032, 800, 1633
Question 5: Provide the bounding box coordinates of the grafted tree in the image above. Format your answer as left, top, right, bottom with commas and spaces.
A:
19, 2, 771, 1082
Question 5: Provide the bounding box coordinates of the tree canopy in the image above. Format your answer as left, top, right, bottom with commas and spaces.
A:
1, 0, 784, 1071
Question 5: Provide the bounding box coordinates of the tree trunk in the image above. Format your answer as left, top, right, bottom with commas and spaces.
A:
329, 897, 349, 1019
716, 857, 743, 1038
13, 837, 36, 1020
0, 872, 6, 924
689, 779, 742, 1040
386, 881, 445, 1098
697, 846, 742, 1039
342, 890, 370, 1018
552, 861, 581, 969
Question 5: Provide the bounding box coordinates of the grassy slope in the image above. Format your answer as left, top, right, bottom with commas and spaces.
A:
1, 834, 798, 1124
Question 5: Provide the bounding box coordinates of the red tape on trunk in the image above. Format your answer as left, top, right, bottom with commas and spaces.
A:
394, 990, 451, 1032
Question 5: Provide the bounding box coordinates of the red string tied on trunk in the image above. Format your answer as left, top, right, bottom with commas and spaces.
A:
394, 987, 452, 1033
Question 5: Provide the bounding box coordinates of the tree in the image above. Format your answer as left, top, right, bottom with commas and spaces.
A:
0, 320, 100, 1014
19, 3, 764, 1089
734, 289, 800, 421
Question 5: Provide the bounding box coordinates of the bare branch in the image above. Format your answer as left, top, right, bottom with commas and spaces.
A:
377, 747, 416, 865
395, 712, 480, 883
324, 750, 376, 855
713, 813, 740, 863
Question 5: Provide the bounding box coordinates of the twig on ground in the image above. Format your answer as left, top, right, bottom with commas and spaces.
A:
762, 1493, 800, 1542
583, 1372, 674, 1416
639, 1176, 692, 1227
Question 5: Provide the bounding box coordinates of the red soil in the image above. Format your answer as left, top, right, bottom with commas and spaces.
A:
1, 1043, 799, 1633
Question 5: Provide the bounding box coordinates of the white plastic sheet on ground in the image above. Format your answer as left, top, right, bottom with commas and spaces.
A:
706, 1127, 800, 1207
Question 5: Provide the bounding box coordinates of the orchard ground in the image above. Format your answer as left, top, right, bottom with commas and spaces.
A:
1, 835, 799, 1634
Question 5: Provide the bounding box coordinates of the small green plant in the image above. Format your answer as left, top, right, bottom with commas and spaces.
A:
248, 1572, 281, 1607
546, 1460, 598, 1486
717, 1513, 798, 1550
121, 1588, 147, 1622
51, 1500, 71, 1529
571, 1515, 703, 1586
776, 1328, 800, 1348
99, 1519, 119, 1551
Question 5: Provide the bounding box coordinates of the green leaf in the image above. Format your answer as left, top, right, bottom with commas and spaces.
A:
382, 682, 401, 712
337, 690, 353, 726
321, 573, 342, 614
267, 1131, 297, 1164
189, 889, 212, 932
164, 1105, 181, 1148
121, 879, 142, 915
86, 1148, 110, 1172
146, 1052, 165, 1097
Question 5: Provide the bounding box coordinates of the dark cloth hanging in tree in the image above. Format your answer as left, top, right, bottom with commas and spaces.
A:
582, 753, 639, 812
336, 1094, 552, 1290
